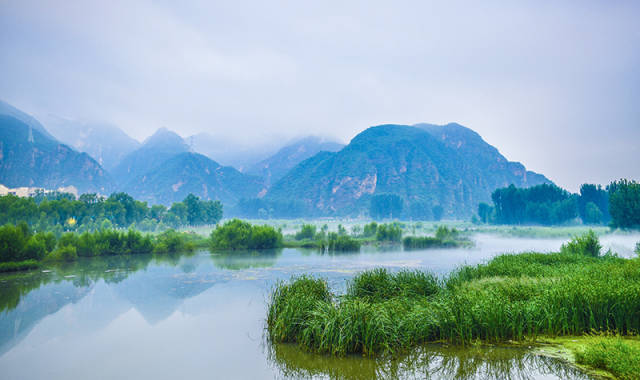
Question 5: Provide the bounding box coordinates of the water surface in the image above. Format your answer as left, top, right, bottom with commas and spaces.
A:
3, 234, 634, 379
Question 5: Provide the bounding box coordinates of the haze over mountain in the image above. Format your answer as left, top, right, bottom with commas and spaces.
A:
112, 128, 190, 186
0, 114, 112, 194
267, 123, 551, 218
44, 117, 140, 171
188, 132, 281, 172
0, 100, 56, 141
124, 152, 265, 205
247, 136, 345, 187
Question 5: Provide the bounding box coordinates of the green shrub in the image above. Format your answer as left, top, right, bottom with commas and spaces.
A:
561, 230, 601, 257
48, 245, 78, 261
210, 219, 282, 250
375, 224, 402, 242
295, 224, 316, 240
363, 222, 378, 237
154, 229, 194, 253
321, 232, 361, 252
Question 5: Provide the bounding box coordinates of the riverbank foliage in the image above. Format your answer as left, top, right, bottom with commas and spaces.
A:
403, 226, 466, 249
320, 233, 361, 252
0, 192, 222, 233
0, 222, 198, 270
267, 232, 639, 357
209, 219, 283, 250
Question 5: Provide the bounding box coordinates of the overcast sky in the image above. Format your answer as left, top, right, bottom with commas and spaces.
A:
1, 0, 638, 191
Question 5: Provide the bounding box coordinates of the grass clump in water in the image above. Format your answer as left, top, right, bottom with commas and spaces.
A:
267, 232, 640, 357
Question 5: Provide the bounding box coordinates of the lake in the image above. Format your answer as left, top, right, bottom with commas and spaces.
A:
1, 233, 637, 379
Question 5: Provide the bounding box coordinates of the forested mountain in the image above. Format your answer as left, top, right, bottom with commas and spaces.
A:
266, 123, 551, 218
45, 118, 140, 171
247, 136, 344, 186
0, 115, 112, 193
124, 152, 265, 205
112, 128, 190, 185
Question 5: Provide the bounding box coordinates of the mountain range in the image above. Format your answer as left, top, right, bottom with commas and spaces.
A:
0, 101, 552, 217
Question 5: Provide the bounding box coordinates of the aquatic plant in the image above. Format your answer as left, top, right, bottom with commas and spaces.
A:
267, 250, 640, 356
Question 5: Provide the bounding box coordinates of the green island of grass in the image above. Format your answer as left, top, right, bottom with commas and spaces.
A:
267, 232, 640, 379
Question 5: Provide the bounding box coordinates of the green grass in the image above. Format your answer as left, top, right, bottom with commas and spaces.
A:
267, 247, 640, 357
573, 335, 640, 380
0, 259, 40, 272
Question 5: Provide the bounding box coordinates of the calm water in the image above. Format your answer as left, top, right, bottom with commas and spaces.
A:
1, 234, 636, 380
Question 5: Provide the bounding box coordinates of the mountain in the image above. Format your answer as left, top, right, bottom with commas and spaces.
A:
124, 152, 265, 205
188, 132, 280, 171
246, 136, 344, 187
0, 115, 112, 194
0, 100, 56, 140
112, 128, 190, 185
266, 123, 551, 218
45, 117, 140, 171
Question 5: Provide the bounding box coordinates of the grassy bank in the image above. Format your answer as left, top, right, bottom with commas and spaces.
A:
537, 335, 640, 380
267, 235, 640, 359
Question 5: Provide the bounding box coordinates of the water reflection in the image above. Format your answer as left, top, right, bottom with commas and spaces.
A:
268, 343, 593, 380
211, 249, 282, 270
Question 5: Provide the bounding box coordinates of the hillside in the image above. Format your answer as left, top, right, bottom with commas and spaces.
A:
112, 128, 189, 185
267, 124, 551, 217
46, 118, 140, 171
0, 115, 112, 194
124, 152, 265, 205
246, 136, 344, 186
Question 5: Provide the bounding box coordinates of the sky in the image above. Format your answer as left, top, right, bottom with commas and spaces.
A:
0, 0, 638, 191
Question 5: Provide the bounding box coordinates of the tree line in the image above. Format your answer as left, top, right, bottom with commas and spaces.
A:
0, 192, 223, 234
477, 180, 638, 228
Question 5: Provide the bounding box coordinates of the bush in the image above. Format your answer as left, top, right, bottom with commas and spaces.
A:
210, 219, 282, 250
48, 245, 78, 261
295, 224, 317, 240
363, 222, 378, 237
403, 236, 444, 249
375, 224, 402, 242
154, 229, 194, 254
322, 232, 361, 252
561, 230, 601, 257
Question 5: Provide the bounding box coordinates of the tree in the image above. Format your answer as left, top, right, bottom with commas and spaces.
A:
370, 194, 403, 220
609, 179, 640, 229
477, 202, 493, 224
578, 184, 610, 224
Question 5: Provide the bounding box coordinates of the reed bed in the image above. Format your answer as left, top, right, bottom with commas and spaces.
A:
267, 249, 640, 356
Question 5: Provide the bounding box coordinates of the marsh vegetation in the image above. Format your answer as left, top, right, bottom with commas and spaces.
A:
267, 232, 640, 380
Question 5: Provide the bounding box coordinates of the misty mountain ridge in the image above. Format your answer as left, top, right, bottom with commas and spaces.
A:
1, 101, 553, 215
111, 127, 191, 185
43, 116, 140, 171
0, 114, 112, 194
266, 123, 551, 218
124, 151, 265, 205
246, 136, 345, 187
188, 132, 283, 172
